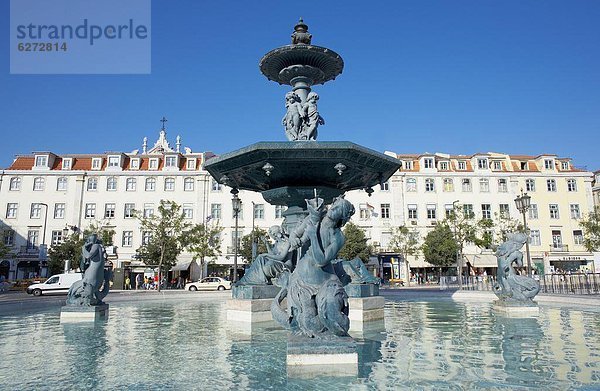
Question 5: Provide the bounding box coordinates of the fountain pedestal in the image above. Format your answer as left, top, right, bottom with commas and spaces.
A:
227, 285, 280, 327
287, 334, 358, 377
60, 303, 109, 323
346, 284, 385, 334
493, 300, 539, 317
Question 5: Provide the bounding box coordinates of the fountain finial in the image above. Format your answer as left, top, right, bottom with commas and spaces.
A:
292, 18, 312, 45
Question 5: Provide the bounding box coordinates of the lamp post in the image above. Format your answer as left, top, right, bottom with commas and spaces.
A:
39, 203, 49, 246
251, 201, 257, 261
452, 200, 462, 289
231, 190, 242, 283
514, 190, 532, 277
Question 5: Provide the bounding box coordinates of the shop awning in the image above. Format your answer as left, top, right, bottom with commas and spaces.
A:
464, 254, 498, 268
170, 261, 193, 272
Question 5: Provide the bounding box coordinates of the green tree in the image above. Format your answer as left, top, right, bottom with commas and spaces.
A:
0, 230, 15, 268
338, 222, 372, 262
136, 200, 191, 291
389, 225, 420, 284
580, 206, 600, 252
239, 228, 269, 263
185, 223, 223, 277
421, 223, 459, 269
47, 233, 84, 275
474, 212, 521, 251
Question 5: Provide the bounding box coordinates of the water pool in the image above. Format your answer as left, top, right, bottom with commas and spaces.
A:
1, 297, 599, 390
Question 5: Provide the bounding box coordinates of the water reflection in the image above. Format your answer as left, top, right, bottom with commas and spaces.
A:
62, 322, 108, 389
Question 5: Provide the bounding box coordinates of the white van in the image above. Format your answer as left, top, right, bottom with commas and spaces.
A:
26, 273, 83, 296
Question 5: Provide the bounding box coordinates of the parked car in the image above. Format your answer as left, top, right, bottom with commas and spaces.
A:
26, 273, 83, 296
185, 277, 231, 291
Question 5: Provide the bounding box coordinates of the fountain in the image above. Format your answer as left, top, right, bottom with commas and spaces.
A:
204, 19, 400, 373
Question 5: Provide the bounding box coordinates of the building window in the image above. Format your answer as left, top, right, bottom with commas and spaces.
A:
56, 177, 68, 191
493, 161, 502, 170
359, 207, 370, 219
142, 231, 151, 245
211, 204, 222, 219
498, 179, 508, 193
544, 159, 554, 170
35, 155, 48, 167
108, 156, 120, 167
4, 230, 15, 246
183, 204, 193, 219
462, 178, 472, 192
164, 177, 175, 191
425, 178, 435, 192
6, 203, 18, 219
381, 181, 390, 191
439, 161, 449, 170
54, 203, 65, 219
406, 178, 417, 192
85, 203, 96, 219
381, 204, 390, 219
477, 158, 488, 169
51, 230, 64, 245
530, 230, 541, 246
107, 177, 118, 191
275, 205, 286, 219
403, 161, 413, 170
87, 177, 98, 191
149, 158, 159, 170
570, 204, 580, 219
567, 179, 577, 192
124, 177, 136, 191
525, 179, 535, 192
547, 179, 556, 192
186, 159, 196, 170
499, 204, 510, 217
407, 204, 417, 219
445, 204, 453, 218
561, 161, 569, 170
443, 178, 454, 192
130, 158, 140, 169
479, 178, 489, 192
91, 158, 102, 170
145, 177, 156, 191
529, 204, 538, 219
104, 203, 116, 218
463, 204, 474, 218
61, 158, 71, 170
423, 158, 434, 169
573, 230, 583, 245
184, 177, 194, 191
9, 177, 21, 191
122, 231, 133, 247
33, 177, 45, 191
549, 204, 559, 219
481, 204, 491, 219
254, 204, 265, 220
124, 203, 135, 218
211, 179, 222, 191
458, 161, 466, 170
165, 156, 177, 167
27, 230, 39, 249
143, 204, 154, 218
426, 204, 436, 219
30, 203, 42, 219
552, 230, 563, 248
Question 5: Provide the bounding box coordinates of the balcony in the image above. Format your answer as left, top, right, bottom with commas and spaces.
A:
19, 246, 39, 256
549, 244, 569, 252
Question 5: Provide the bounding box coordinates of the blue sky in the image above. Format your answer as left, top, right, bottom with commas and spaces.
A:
1, 1, 599, 170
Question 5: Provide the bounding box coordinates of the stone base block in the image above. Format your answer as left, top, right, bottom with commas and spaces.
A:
344, 283, 379, 298
232, 285, 280, 300
348, 296, 385, 333
60, 303, 109, 323
287, 334, 357, 377
226, 298, 273, 323
493, 301, 539, 317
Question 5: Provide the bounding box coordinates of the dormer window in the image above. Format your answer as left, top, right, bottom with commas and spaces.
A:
165, 156, 178, 168
477, 158, 488, 169
520, 162, 527, 170
149, 158, 159, 170
186, 158, 196, 170
91, 158, 102, 170
423, 158, 434, 169
458, 161, 466, 170
34, 155, 48, 168
403, 161, 413, 170
107, 156, 121, 168
439, 161, 449, 170
493, 161, 502, 170
561, 161, 569, 170
62, 158, 72, 170
130, 158, 140, 170
544, 159, 554, 170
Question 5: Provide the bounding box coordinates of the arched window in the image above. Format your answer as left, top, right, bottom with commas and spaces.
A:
56, 177, 68, 191
145, 177, 156, 191
87, 177, 98, 191
406, 178, 417, 192
9, 177, 21, 191
33, 177, 45, 191
126, 177, 137, 191
164, 177, 175, 191
107, 177, 118, 191
184, 177, 194, 191
443, 178, 454, 192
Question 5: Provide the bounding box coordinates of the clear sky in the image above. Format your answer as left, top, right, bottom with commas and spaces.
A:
1, 1, 599, 170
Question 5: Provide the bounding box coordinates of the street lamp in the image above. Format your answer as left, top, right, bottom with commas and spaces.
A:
231, 189, 242, 283
514, 190, 532, 277
452, 200, 462, 289
251, 201, 257, 261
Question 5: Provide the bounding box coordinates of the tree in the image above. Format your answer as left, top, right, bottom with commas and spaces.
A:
185, 223, 223, 277
47, 234, 84, 275
239, 228, 269, 263
389, 225, 420, 284
580, 206, 600, 252
338, 222, 372, 262
421, 223, 459, 269
136, 200, 191, 291
474, 212, 521, 251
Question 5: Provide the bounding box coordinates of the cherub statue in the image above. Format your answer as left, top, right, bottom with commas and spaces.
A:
299, 92, 324, 140
282, 92, 303, 141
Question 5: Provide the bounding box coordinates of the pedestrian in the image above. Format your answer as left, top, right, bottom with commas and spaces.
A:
125, 276, 131, 290
136, 274, 142, 290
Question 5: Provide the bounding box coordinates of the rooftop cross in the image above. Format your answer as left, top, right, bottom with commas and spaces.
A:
160, 116, 168, 131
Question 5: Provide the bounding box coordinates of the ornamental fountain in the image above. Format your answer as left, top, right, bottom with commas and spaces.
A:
204, 19, 399, 373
